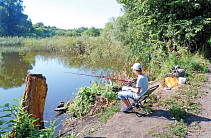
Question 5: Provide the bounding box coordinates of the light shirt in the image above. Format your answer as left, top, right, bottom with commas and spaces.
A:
134, 74, 148, 99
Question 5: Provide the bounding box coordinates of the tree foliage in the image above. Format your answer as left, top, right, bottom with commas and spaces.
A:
21, 22, 101, 37
116, 0, 211, 58
0, 0, 32, 36
83, 27, 101, 36
0, 0, 102, 38
101, 16, 129, 44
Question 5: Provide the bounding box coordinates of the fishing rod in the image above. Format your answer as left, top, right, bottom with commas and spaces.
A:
51, 70, 135, 83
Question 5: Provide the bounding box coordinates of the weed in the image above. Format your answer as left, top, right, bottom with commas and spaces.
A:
184, 100, 201, 114
168, 120, 188, 137
146, 93, 158, 104
140, 105, 153, 114
148, 69, 208, 137
84, 124, 102, 133
0, 98, 58, 137
98, 105, 120, 123
169, 107, 187, 121
188, 121, 203, 136
67, 82, 118, 118
148, 120, 188, 138
0, 36, 24, 46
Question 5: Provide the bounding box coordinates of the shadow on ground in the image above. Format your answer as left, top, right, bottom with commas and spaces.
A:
124, 109, 211, 125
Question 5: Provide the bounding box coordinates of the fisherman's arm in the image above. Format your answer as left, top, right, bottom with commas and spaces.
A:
128, 87, 141, 94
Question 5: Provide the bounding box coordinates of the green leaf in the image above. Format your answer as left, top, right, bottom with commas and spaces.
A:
11, 99, 19, 102
0, 114, 12, 118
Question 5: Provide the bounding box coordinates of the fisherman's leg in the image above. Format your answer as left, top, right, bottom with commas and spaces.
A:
118, 90, 133, 107
122, 98, 130, 107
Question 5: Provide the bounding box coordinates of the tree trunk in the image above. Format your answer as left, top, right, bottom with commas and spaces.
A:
22, 73, 48, 129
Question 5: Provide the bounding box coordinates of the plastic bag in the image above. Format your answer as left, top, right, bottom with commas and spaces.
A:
165, 77, 178, 88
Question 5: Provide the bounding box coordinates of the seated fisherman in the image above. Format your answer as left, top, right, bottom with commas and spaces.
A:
118, 63, 148, 112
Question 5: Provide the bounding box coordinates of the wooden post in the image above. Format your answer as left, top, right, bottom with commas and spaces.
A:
22, 73, 48, 129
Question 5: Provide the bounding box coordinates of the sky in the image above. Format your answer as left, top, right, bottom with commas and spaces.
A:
23, 0, 123, 30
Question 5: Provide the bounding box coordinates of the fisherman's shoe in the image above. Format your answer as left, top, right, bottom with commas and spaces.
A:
121, 106, 133, 112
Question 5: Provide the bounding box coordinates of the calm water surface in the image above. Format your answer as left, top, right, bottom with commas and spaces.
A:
0, 51, 116, 133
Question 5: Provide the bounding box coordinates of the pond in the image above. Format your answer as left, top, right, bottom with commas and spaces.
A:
0, 50, 121, 134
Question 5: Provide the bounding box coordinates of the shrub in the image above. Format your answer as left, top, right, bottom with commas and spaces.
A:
170, 107, 187, 121
67, 82, 118, 118
0, 98, 58, 137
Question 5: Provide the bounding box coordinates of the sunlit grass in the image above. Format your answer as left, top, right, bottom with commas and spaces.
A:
1, 36, 209, 82
148, 120, 188, 138
23, 36, 128, 66
0, 36, 24, 46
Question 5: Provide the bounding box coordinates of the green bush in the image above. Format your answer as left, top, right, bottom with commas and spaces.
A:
0, 98, 58, 138
170, 107, 187, 121
68, 82, 118, 118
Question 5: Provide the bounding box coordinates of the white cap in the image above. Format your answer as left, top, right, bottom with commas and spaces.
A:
131, 63, 142, 70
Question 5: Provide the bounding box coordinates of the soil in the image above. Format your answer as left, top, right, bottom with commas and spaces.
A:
59, 64, 211, 138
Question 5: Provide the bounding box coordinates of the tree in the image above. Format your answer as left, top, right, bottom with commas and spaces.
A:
118, 0, 211, 57
101, 15, 129, 44
83, 27, 101, 36
0, 6, 8, 35
0, 0, 32, 36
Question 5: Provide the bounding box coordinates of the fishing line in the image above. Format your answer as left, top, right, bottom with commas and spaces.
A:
51, 70, 135, 83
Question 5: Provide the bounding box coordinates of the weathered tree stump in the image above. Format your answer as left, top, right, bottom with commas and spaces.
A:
22, 73, 48, 129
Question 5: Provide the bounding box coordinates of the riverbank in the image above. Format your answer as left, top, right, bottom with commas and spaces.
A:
59, 64, 211, 138
0, 40, 210, 137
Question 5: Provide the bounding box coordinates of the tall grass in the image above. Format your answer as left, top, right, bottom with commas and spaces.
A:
1, 35, 209, 82
136, 42, 210, 81
23, 35, 129, 66
1, 35, 210, 137
0, 36, 24, 46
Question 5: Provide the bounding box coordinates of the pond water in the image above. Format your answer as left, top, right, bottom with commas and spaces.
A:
0, 50, 119, 134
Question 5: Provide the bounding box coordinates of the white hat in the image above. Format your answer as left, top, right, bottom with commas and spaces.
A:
131, 63, 142, 70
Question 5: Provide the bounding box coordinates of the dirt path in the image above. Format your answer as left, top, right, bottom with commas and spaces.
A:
61, 64, 211, 138
190, 64, 211, 138
82, 82, 173, 138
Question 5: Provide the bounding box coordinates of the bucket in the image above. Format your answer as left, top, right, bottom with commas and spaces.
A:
178, 77, 186, 84
176, 68, 186, 77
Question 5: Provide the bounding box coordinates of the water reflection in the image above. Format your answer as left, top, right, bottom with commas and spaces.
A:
0, 50, 121, 134
0, 52, 33, 89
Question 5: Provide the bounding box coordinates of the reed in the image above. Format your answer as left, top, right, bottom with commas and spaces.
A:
23, 36, 129, 65
0, 36, 24, 46
1, 36, 209, 82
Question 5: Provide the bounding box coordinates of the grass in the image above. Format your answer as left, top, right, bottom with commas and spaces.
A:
146, 72, 209, 137
0, 36, 24, 46
148, 120, 188, 138
22, 36, 128, 65
1, 35, 210, 137
0, 46, 25, 53
97, 105, 120, 123
84, 124, 102, 133
144, 46, 210, 81
62, 82, 120, 137
1, 36, 209, 82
